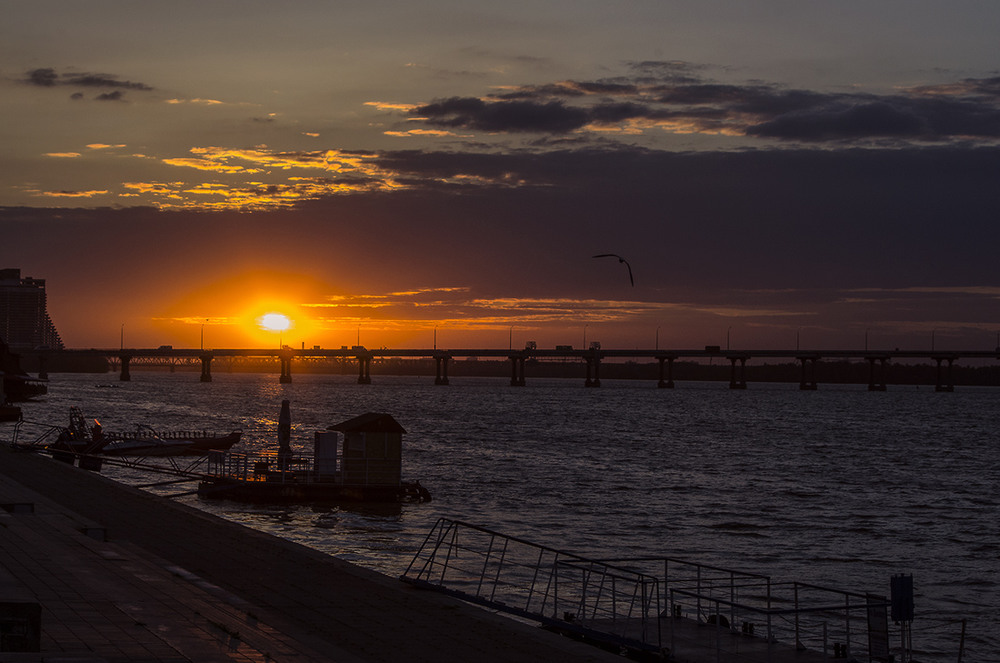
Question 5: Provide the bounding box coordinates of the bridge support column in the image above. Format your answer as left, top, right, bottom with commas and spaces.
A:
584, 354, 601, 387
657, 356, 676, 388
199, 354, 213, 382
119, 354, 132, 382
867, 357, 888, 391
934, 357, 955, 392
37, 354, 48, 380
797, 356, 818, 390
509, 356, 525, 386
279, 353, 292, 384
729, 356, 747, 389
357, 355, 371, 384
434, 355, 450, 385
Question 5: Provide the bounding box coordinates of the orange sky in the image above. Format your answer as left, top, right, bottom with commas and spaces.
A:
5, 4, 1000, 352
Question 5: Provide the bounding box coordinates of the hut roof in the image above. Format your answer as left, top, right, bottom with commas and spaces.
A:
327, 412, 406, 434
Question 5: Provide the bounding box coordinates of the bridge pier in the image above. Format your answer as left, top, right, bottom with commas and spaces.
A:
279, 353, 292, 384
119, 354, 132, 382
657, 355, 676, 388
357, 355, 372, 384
37, 354, 48, 381
867, 357, 888, 391
934, 356, 955, 392
199, 354, 213, 382
729, 356, 748, 389
509, 355, 526, 386
434, 355, 450, 385
584, 354, 601, 387
797, 356, 819, 390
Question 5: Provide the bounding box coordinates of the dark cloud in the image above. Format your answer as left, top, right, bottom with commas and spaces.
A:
22, 67, 153, 91
414, 97, 591, 133
748, 101, 929, 140
26, 68, 58, 86
95, 90, 124, 102
405, 70, 1000, 144
63, 73, 152, 90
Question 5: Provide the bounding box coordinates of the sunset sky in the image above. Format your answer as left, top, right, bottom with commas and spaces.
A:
3, 1, 1000, 352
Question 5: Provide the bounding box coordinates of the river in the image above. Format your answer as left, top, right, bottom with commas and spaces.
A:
10, 372, 998, 661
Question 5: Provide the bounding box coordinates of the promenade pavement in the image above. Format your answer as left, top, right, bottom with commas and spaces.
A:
0, 444, 625, 663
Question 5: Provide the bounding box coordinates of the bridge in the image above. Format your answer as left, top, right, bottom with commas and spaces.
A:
40, 345, 1000, 392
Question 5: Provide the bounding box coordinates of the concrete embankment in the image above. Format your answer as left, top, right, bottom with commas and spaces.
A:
0, 445, 623, 662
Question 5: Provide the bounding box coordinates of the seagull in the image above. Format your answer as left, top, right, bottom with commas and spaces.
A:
592, 254, 634, 286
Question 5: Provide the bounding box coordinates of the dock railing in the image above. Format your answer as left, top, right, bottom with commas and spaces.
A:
402, 518, 664, 656
205, 450, 320, 482
403, 521, 899, 661
583, 556, 893, 662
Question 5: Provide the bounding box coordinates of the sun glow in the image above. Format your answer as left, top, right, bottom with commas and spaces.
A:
258, 312, 292, 332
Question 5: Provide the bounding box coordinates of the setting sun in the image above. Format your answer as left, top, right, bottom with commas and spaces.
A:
258, 312, 292, 332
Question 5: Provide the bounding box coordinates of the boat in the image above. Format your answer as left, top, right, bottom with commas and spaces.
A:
101, 426, 242, 456
46, 407, 241, 457
198, 402, 431, 504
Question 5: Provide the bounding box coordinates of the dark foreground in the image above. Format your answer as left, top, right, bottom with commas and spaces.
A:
0, 444, 622, 662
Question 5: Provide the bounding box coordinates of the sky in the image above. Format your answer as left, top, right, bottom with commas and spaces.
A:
3, 1, 1000, 352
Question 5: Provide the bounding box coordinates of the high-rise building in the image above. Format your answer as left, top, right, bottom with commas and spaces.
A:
0, 268, 64, 350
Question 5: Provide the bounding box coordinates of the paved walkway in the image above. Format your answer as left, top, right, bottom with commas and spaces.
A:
0, 444, 624, 662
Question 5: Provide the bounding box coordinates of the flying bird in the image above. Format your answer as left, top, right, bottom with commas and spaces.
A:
592, 253, 634, 286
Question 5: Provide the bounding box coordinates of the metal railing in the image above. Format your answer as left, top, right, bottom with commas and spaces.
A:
402, 520, 910, 662
402, 518, 664, 656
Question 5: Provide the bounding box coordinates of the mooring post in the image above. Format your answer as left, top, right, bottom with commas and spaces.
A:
199, 353, 213, 382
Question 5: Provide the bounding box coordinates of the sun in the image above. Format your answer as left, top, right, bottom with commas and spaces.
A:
258, 312, 292, 332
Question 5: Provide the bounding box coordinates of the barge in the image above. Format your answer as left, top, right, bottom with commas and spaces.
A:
197, 403, 431, 504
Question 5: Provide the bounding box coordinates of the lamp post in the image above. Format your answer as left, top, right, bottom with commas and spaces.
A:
656, 326, 660, 351
584, 324, 588, 348
727, 326, 732, 351
120, 323, 124, 350
865, 328, 869, 352
509, 325, 513, 351
796, 327, 801, 352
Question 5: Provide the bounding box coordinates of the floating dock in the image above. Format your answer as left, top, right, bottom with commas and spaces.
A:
197, 408, 432, 504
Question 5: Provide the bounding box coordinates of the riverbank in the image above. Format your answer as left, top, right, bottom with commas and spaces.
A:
0, 444, 622, 662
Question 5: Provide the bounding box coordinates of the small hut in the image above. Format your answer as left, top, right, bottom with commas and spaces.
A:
327, 413, 406, 486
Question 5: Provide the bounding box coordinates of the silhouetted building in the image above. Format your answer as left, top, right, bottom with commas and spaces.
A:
0, 268, 64, 350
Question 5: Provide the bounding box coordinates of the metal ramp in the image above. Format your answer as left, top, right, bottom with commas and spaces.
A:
402, 519, 907, 662
402, 518, 664, 657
